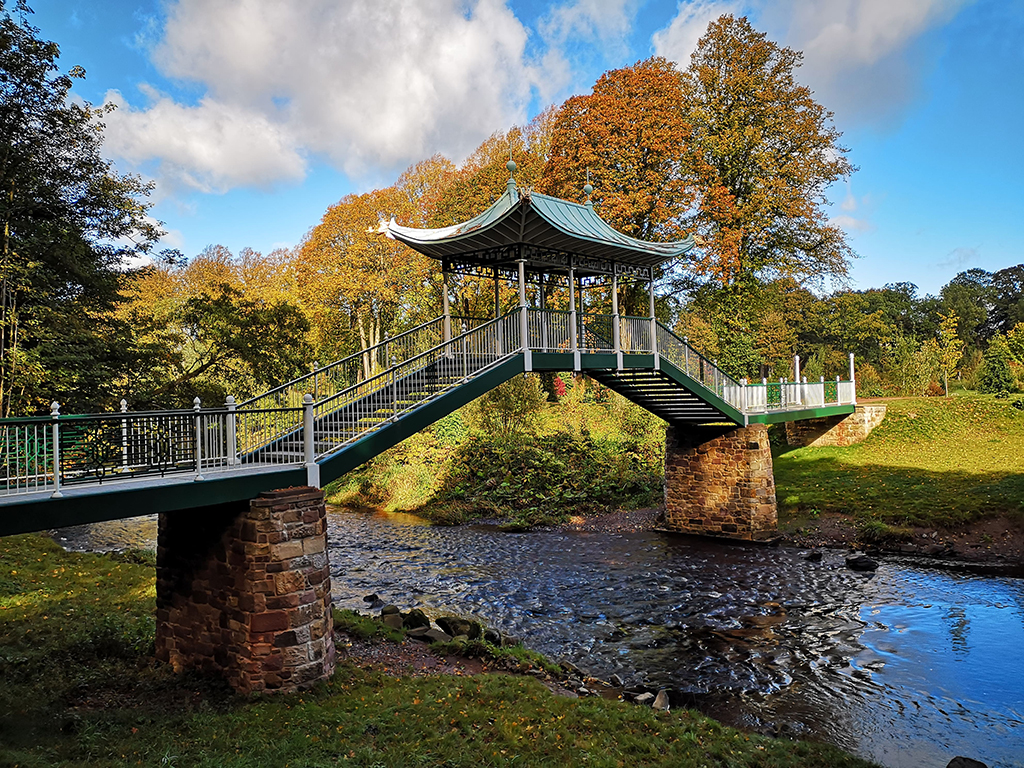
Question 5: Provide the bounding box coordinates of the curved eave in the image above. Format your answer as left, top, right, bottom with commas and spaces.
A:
386, 188, 695, 271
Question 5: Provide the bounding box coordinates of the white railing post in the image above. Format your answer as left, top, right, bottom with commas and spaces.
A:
683, 336, 690, 376
225, 395, 238, 466
193, 397, 205, 481
120, 399, 129, 473
303, 393, 320, 488
849, 352, 857, 405
820, 376, 825, 406
50, 401, 62, 498
836, 375, 841, 405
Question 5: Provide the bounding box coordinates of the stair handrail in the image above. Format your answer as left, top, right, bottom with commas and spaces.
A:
237, 314, 489, 411
311, 311, 522, 458
656, 323, 743, 392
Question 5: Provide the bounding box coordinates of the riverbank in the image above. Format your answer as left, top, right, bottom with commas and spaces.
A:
0, 533, 878, 767
775, 393, 1024, 566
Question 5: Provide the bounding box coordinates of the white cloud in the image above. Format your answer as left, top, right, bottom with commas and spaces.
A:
106, 0, 537, 192
762, 0, 968, 124
654, 0, 969, 125
103, 87, 306, 194
652, 0, 741, 67
831, 214, 873, 233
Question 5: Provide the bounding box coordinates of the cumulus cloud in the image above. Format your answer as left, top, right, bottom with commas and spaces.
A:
652, 0, 742, 67
653, 0, 968, 125
764, 0, 968, 124
831, 214, 873, 233
104, 0, 537, 192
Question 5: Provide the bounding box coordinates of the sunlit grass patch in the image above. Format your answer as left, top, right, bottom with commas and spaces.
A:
775, 393, 1024, 527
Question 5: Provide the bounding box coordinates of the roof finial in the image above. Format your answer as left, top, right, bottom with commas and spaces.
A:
583, 168, 594, 208
506, 137, 518, 202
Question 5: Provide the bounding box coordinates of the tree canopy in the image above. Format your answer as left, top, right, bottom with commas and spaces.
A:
0, 2, 160, 413
680, 15, 854, 292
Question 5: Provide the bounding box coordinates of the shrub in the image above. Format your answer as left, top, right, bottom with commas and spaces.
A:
979, 335, 1017, 394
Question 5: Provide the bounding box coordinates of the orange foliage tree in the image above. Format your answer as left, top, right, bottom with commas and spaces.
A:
541, 57, 691, 243
680, 15, 854, 292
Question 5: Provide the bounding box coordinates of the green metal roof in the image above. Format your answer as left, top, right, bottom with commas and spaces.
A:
384, 181, 695, 278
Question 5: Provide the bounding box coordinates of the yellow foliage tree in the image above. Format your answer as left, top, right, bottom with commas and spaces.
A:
296, 186, 434, 370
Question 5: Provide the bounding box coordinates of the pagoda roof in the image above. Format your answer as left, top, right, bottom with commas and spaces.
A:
383, 182, 695, 280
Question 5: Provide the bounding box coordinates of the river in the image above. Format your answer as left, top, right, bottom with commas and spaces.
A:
53, 509, 1024, 768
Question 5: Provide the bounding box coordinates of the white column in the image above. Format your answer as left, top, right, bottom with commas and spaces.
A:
568, 265, 580, 371
225, 395, 238, 466
612, 272, 622, 369
849, 352, 857, 405
649, 278, 659, 368
539, 275, 548, 352
517, 258, 531, 371
442, 267, 451, 344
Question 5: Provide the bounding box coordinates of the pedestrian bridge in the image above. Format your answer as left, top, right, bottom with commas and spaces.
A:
0, 309, 854, 535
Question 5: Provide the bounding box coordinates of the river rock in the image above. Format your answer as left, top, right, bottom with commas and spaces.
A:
845, 554, 878, 572
609, 673, 625, 687
381, 613, 404, 630
380, 604, 400, 616
436, 616, 473, 638
402, 609, 431, 630
422, 628, 453, 644
484, 629, 502, 646
652, 690, 670, 711
634, 692, 655, 706
803, 550, 823, 562
406, 626, 432, 640
947, 758, 988, 768
362, 593, 379, 603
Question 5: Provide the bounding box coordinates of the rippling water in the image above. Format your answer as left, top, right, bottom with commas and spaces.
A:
54, 509, 1024, 768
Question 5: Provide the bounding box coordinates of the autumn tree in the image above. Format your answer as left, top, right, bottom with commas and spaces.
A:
296, 186, 434, 369
0, 3, 160, 414
937, 310, 965, 395
680, 15, 854, 293
118, 246, 310, 407
541, 58, 691, 243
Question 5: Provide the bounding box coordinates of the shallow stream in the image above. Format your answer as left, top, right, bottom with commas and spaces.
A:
54, 510, 1024, 768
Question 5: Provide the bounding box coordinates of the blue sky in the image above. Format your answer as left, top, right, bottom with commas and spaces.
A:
28, 0, 1024, 296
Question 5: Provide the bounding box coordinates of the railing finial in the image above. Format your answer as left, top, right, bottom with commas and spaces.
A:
50, 401, 60, 417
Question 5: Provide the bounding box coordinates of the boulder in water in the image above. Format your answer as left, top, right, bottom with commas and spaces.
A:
947, 758, 988, 768
845, 554, 878, 572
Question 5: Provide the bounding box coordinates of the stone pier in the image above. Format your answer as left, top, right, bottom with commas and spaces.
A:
784, 405, 887, 448
662, 424, 777, 540
155, 486, 335, 694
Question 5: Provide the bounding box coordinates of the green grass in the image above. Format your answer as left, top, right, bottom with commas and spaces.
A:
0, 534, 877, 767
775, 392, 1024, 528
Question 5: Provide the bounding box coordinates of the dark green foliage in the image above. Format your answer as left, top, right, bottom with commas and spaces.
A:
0, 3, 160, 415
979, 336, 1017, 394
424, 431, 663, 527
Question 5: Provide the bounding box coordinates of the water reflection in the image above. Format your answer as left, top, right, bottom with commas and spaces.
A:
51, 509, 1024, 768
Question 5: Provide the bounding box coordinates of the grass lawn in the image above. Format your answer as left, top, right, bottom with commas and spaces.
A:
0, 534, 877, 767
774, 392, 1024, 529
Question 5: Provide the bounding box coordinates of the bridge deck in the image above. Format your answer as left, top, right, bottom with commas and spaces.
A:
0, 313, 856, 534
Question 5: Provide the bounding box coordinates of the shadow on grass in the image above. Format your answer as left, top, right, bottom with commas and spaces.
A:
773, 452, 1024, 527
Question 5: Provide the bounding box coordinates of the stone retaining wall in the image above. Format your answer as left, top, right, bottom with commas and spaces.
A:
155, 487, 335, 694
663, 424, 777, 540
784, 405, 887, 448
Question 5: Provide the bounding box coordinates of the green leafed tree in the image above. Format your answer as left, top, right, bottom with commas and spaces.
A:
0, 2, 160, 414
978, 335, 1016, 394
680, 15, 854, 293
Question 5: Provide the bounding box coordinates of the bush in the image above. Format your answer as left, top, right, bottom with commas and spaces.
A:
854, 362, 884, 398
979, 336, 1017, 394
467, 374, 547, 438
